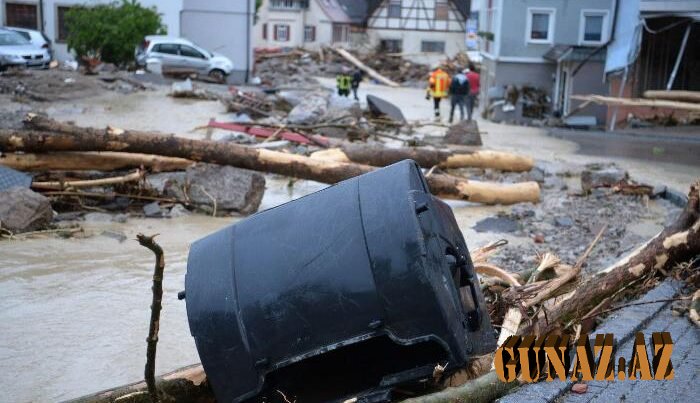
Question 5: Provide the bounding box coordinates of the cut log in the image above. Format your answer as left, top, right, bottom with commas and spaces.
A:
66, 364, 214, 403
0, 116, 540, 205
643, 90, 700, 103
571, 94, 700, 112
331, 47, 401, 87
0, 152, 193, 172
311, 143, 534, 172
529, 181, 700, 334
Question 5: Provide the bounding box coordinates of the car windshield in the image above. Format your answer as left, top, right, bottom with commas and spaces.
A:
0, 31, 30, 46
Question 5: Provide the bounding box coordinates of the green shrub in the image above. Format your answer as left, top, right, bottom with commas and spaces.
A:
65, 0, 165, 65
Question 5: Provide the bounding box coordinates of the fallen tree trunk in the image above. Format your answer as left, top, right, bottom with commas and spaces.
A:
310, 143, 534, 172
0, 152, 193, 172
66, 364, 214, 403
643, 90, 700, 103
530, 181, 700, 334
0, 116, 540, 205
330, 47, 401, 87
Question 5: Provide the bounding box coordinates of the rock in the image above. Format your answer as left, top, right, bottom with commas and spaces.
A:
112, 213, 129, 223
84, 212, 114, 222
443, 120, 482, 146
147, 163, 265, 215
581, 165, 628, 193
54, 212, 83, 222
526, 166, 545, 183
143, 201, 165, 217
184, 164, 265, 214
0, 187, 53, 233
100, 230, 127, 243
286, 94, 329, 125
171, 78, 193, 95
0, 165, 31, 191
533, 233, 545, 243
554, 216, 575, 227
211, 131, 256, 144
571, 383, 588, 394
473, 216, 519, 233
168, 204, 191, 218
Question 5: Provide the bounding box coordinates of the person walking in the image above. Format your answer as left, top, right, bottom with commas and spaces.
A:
336, 69, 352, 97
448, 68, 470, 123
465, 65, 480, 120
426, 65, 450, 120
351, 68, 364, 101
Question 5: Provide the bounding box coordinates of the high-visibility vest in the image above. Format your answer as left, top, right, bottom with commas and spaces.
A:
428, 69, 450, 98
337, 74, 351, 90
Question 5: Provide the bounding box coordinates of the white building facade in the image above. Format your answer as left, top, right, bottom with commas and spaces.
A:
1, 0, 255, 82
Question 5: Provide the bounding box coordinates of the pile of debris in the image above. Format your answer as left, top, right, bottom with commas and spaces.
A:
254, 47, 474, 88
0, 68, 149, 102
485, 85, 552, 125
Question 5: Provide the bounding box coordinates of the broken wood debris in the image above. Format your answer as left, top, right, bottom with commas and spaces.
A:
1, 115, 541, 205
643, 90, 700, 103
571, 94, 700, 112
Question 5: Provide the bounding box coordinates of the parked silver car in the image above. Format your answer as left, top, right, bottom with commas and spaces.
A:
5, 26, 53, 60
135, 35, 234, 81
0, 28, 51, 70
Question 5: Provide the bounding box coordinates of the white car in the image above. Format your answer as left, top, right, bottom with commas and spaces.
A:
0, 28, 51, 70
5, 26, 53, 60
135, 35, 234, 82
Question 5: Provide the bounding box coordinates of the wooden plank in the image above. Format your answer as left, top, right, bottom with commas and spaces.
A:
571, 94, 700, 112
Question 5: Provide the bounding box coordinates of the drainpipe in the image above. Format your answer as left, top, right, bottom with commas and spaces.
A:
246, 0, 251, 83
39, 0, 45, 34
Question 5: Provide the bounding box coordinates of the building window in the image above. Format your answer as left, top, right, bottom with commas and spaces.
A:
4, 2, 38, 29
580, 10, 608, 44
179, 45, 205, 59
526, 8, 555, 44
332, 23, 349, 43
388, 0, 401, 18
274, 24, 290, 41
56, 6, 73, 42
379, 39, 402, 53
435, 0, 448, 21
421, 40, 445, 53
262, 23, 267, 40
270, 0, 308, 10
304, 25, 316, 42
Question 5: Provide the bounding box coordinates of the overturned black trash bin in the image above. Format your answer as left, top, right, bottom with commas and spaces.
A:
185, 160, 496, 402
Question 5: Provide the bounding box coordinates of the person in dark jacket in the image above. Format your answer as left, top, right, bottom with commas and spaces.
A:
448, 68, 470, 123
351, 68, 364, 101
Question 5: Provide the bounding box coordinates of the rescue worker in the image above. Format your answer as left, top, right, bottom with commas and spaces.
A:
351, 68, 364, 101
465, 65, 480, 121
426, 64, 450, 120
448, 68, 470, 123
336, 68, 352, 97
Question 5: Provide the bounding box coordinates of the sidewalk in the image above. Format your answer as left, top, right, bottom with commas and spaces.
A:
498, 280, 699, 402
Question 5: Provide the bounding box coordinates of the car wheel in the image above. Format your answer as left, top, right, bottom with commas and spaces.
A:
208, 69, 226, 83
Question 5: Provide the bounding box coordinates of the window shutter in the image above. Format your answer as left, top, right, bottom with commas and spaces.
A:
311, 26, 316, 42
274, 25, 278, 41
263, 23, 267, 40
286, 26, 290, 42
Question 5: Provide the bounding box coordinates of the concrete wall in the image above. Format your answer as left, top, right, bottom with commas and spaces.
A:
568, 60, 607, 124
498, 0, 614, 59
181, 0, 255, 83
1, 0, 182, 62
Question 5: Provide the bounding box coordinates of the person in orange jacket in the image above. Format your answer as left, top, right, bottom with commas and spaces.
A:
426, 65, 451, 120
